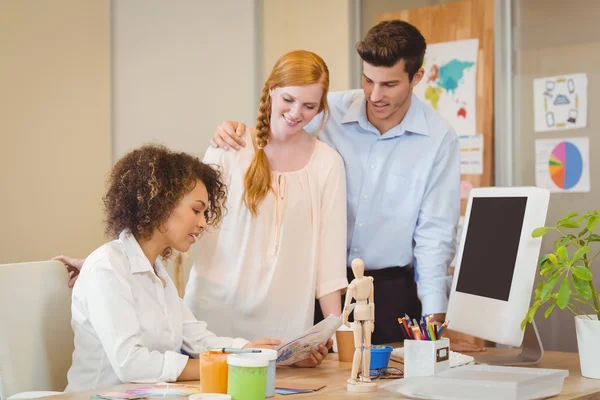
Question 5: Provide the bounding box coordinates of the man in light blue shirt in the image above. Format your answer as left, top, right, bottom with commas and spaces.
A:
213, 20, 459, 344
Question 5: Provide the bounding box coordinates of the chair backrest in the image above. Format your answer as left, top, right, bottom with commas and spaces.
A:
0, 261, 73, 399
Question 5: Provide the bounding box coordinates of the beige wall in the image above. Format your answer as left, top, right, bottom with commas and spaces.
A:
513, 0, 600, 352
111, 0, 263, 284
263, 0, 355, 91
361, 0, 459, 37
112, 0, 261, 161
0, 0, 112, 263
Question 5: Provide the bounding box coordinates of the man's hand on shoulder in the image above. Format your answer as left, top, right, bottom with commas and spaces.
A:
210, 121, 247, 151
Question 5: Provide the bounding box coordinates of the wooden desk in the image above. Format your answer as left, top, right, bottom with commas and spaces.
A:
51, 349, 600, 399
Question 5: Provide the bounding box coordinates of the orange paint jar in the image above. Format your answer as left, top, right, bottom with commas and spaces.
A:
200, 351, 229, 393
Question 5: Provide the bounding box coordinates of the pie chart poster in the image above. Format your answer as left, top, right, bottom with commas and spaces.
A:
535, 137, 590, 193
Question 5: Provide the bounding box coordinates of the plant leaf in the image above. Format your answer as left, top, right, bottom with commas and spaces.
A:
544, 304, 556, 318
561, 212, 579, 220
556, 277, 571, 309
578, 228, 589, 238
588, 234, 600, 242
534, 282, 544, 301
548, 254, 558, 266
525, 302, 539, 324
588, 216, 599, 232
539, 254, 552, 268
532, 227, 551, 237
572, 246, 592, 264
541, 264, 555, 276
573, 274, 593, 298
557, 246, 568, 262
573, 265, 593, 281
541, 273, 561, 300
559, 219, 581, 229
520, 318, 528, 330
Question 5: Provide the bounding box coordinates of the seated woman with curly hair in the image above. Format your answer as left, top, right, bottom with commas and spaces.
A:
65, 144, 279, 392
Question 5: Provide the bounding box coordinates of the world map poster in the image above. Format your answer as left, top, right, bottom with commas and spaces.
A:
414, 39, 479, 135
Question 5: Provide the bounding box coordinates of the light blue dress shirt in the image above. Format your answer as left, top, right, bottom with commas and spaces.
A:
307, 90, 460, 314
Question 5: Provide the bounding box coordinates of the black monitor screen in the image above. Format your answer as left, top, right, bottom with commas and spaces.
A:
455, 196, 528, 301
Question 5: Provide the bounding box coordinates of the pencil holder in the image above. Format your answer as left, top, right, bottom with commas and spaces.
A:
403, 338, 450, 378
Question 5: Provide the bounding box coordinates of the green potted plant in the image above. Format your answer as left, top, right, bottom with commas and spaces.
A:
522, 210, 600, 379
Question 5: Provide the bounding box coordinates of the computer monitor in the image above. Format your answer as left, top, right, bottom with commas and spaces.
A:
446, 187, 550, 364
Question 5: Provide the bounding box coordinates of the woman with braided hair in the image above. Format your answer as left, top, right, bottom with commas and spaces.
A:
184, 50, 348, 366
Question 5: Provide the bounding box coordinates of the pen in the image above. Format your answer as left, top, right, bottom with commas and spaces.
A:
411, 325, 422, 340
437, 321, 448, 338
399, 317, 412, 339
420, 320, 429, 340
207, 347, 262, 353
428, 323, 436, 341
404, 318, 414, 339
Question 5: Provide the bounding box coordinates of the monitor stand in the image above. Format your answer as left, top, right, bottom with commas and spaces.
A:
472, 321, 544, 366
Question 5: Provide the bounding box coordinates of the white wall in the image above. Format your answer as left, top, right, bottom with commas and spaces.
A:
112, 0, 261, 161
262, 0, 356, 91
0, 0, 112, 263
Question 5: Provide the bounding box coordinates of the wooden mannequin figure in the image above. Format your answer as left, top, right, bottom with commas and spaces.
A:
342, 258, 377, 392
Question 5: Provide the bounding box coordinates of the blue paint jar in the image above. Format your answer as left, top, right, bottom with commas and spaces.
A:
369, 345, 393, 370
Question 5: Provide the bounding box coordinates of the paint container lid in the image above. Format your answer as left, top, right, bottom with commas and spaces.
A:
227, 353, 269, 368
245, 348, 277, 361
189, 394, 231, 400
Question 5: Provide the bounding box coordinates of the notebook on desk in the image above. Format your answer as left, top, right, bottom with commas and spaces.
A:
391, 347, 475, 368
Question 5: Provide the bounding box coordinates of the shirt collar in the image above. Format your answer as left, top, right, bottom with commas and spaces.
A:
119, 229, 155, 274
341, 94, 365, 125
341, 92, 431, 137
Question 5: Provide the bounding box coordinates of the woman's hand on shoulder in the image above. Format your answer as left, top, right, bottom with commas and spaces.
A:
52, 255, 85, 288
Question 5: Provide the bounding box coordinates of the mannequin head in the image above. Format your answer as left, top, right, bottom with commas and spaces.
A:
351, 258, 365, 279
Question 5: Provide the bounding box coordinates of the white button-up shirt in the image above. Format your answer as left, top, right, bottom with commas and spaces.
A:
66, 230, 247, 392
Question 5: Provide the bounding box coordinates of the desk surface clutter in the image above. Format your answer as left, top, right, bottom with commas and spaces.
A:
50, 348, 600, 400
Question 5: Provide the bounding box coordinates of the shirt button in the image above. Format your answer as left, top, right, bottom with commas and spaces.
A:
353, 248, 359, 252
370, 165, 376, 169
363, 194, 369, 199
358, 223, 364, 228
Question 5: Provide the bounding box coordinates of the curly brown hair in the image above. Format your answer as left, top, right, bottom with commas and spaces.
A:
103, 144, 227, 254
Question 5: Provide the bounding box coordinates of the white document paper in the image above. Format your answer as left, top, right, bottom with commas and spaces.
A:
534, 73, 588, 132
414, 39, 479, 135
535, 137, 590, 193
276, 314, 343, 366
459, 134, 484, 175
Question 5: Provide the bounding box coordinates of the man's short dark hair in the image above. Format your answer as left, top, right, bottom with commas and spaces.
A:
356, 20, 427, 81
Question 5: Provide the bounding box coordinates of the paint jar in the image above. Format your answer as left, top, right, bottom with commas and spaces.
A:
370, 345, 393, 369
227, 354, 268, 400
200, 351, 229, 394
245, 349, 277, 397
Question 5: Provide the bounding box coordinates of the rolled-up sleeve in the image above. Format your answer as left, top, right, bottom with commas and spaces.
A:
413, 131, 460, 315
86, 262, 188, 383
315, 152, 349, 299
